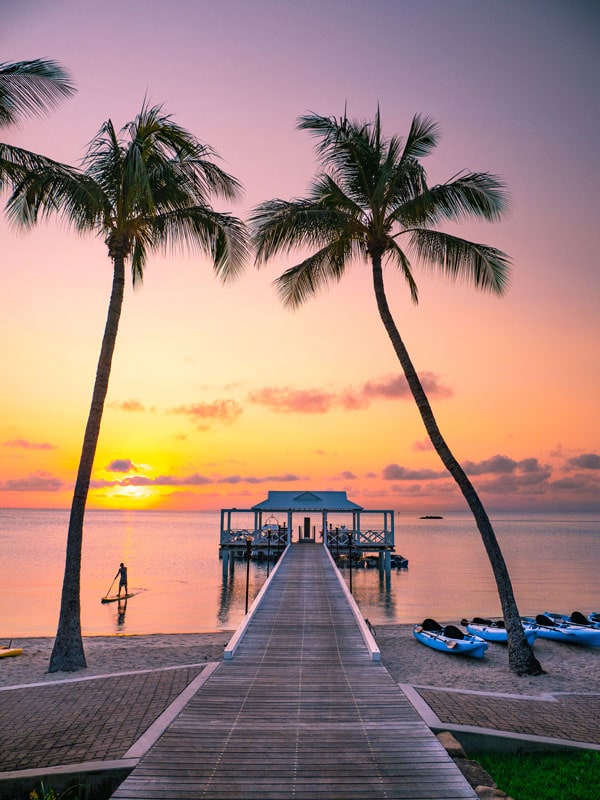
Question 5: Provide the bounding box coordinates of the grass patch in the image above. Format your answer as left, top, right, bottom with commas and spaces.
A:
476, 749, 600, 800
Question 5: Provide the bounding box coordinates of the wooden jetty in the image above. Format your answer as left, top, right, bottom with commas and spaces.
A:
112, 543, 476, 799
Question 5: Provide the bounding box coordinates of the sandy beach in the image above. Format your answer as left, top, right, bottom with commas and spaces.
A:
2, 623, 599, 695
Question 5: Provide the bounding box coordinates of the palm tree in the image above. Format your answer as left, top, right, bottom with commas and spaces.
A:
7, 103, 248, 672
250, 109, 543, 676
0, 58, 76, 190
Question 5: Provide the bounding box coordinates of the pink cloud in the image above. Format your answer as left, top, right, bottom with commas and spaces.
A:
109, 399, 146, 412
2, 439, 56, 451
382, 464, 446, 480
91, 472, 304, 488
249, 373, 452, 415
412, 438, 434, 452
106, 459, 137, 473
565, 453, 600, 470
170, 400, 243, 429
0, 471, 63, 491
248, 387, 333, 414
362, 372, 452, 401
217, 473, 303, 485
335, 471, 357, 480
476, 472, 551, 495
91, 473, 213, 488
463, 455, 550, 477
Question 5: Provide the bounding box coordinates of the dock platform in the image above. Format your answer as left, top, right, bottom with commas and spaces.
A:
112, 542, 476, 799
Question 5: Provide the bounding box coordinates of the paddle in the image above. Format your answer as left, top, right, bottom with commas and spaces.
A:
101, 574, 118, 603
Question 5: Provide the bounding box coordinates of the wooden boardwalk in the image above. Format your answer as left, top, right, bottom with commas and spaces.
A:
112, 543, 476, 799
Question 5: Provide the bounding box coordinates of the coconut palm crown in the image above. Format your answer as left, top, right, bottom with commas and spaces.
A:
7, 102, 248, 672
251, 109, 543, 676
0, 58, 76, 190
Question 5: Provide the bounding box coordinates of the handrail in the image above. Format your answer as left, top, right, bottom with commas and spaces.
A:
223, 544, 290, 660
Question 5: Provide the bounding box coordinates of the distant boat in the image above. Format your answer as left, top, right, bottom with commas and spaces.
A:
419, 515, 444, 519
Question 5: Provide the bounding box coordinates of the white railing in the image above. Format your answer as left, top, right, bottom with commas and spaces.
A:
327, 529, 393, 547
220, 528, 288, 547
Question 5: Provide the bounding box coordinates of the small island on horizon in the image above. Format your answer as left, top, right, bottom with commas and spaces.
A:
419, 515, 444, 519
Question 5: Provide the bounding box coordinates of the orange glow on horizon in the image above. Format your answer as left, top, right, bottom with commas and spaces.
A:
1, 3, 598, 515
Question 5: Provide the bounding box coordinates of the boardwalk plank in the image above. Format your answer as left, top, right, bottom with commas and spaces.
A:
112, 544, 476, 800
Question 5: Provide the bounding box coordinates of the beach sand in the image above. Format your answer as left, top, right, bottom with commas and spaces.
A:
2, 624, 599, 694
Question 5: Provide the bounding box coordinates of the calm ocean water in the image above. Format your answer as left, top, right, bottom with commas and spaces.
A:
0, 508, 598, 637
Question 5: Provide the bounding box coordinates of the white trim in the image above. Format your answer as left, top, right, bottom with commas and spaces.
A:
0, 760, 139, 783
0, 662, 212, 692
324, 546, 381, 661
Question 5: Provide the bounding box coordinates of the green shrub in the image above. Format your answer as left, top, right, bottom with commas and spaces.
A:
477, 750, 600, 800
27, 783, 79, 800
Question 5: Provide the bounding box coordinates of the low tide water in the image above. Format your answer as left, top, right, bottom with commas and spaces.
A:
0, 509, 598, 637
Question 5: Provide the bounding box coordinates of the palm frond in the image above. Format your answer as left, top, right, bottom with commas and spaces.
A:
297, 111, 349, 159
148, 206, 249, 282
297, 111, 381, 204
274, 238, 354, 308
385, 241, 419, 304
409, 228, 511, 295
130, 238, 148, 286
258, 107, 512, 307
250, 197, 355, 266
126, 102, 243, 202
384, 169, 432, 227
427, 173, 510, 223
6, 161, 105, 232
308, 173, 366, 221
84, 119, 125, 206
0, 59, 75, 128
400, 114, 440, 162
1, 143, 71, 191
9, 100, 248, 285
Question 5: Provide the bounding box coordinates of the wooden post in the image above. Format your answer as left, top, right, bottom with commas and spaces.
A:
222, 548, 229, 579
244, 536, 252, 614
348, 529, 353, 594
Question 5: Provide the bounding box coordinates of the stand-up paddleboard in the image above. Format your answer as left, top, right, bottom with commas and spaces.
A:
0, 645, 22, 658
101, 592, 136, 604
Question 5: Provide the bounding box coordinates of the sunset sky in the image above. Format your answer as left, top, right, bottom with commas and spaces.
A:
1, 0, 599, 513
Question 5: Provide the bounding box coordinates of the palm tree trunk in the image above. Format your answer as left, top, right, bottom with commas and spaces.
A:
371, 253, 543, 676
48, 256, 125, 672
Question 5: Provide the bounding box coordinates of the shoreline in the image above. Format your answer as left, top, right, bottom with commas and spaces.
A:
2, 624, 599, 696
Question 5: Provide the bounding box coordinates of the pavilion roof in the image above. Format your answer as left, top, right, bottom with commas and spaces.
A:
252, 491, 363, 512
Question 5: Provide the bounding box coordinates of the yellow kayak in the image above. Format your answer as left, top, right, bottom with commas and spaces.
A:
0, 646, 22, 658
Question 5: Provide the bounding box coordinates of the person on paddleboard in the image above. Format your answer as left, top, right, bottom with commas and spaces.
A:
116, 562, 128, 597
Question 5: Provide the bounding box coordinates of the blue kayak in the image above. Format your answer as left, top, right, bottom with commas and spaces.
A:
522, 614, 600, 647
543, 611, 600, 630
462, 617, 537, 646
413, 619, 488, 659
